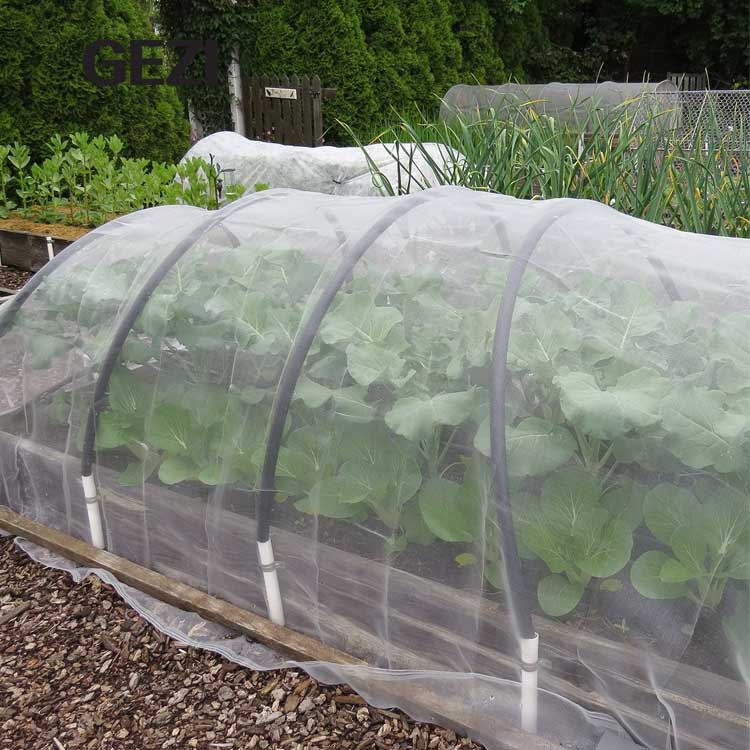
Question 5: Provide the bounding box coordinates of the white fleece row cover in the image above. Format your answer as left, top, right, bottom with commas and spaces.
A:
181, 132, 460, 196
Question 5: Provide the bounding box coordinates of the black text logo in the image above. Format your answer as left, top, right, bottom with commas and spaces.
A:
83, 39, 219, 86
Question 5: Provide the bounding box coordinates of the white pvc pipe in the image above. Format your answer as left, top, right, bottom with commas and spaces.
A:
82, 474, 105, 549
521, 633, 540, 734
257, 539, 285, 625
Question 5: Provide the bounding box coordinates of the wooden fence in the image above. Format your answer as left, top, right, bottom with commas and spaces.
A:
242, 74, 337, 147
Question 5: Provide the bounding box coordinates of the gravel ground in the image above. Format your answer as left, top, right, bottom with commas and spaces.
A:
0, 536, 483, 750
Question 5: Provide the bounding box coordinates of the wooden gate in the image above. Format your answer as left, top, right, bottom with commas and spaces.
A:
243, 74, 336, 147
668, 72, 708, 91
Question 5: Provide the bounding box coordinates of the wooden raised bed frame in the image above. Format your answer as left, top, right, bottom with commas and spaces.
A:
0, 228, 74, 273
0, 428, 748, 750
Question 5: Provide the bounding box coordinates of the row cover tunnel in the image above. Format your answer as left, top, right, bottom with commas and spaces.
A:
0, 187, 748, 750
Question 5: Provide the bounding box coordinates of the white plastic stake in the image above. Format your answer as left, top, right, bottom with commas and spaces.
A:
46, 236, 55, 261
521, 633, 540, 734
82, 474, 105, 549
257, 539, 285, 626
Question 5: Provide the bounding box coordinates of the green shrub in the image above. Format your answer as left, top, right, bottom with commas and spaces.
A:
159, 0, 548, 141
0, 0, 190, 163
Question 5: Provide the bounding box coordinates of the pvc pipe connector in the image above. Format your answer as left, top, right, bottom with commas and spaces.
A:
257, 539, 285, 626
82, 474, 105, 549
521, 633, 539, 735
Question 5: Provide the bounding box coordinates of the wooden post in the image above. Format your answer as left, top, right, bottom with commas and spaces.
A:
228, 46, 245, 135
311, 75, 323, 146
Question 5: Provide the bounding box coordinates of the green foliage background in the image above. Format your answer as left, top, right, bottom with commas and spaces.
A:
0, 0, 189, 162
1, 0, 745, 155
158, 0, 749, 141
159, 0, 548, 141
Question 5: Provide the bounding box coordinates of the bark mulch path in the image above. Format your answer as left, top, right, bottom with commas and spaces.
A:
0, 266, 32, 292
0, 536, 483, 750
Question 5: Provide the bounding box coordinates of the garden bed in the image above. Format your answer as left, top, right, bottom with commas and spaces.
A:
0, 429, 747, 750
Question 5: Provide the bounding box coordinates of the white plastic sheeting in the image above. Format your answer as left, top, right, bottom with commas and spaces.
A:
181, 132, 460, 196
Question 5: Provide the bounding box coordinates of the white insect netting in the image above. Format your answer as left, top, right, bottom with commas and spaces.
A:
440, 81, 681, 132
181, 132, 461, 197
0, 187, 748, 750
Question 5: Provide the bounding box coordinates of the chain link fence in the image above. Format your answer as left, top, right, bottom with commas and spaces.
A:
656, 90, 750, 149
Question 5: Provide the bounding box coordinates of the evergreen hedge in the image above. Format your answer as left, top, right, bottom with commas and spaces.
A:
0, 0, 189, 162
159, 0, 548, 141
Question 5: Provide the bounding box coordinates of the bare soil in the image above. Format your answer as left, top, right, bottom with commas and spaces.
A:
0, 535, 483, 750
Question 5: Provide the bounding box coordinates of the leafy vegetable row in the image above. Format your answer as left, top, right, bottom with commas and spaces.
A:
0, 133, 249, 227
22, 235, 750, 622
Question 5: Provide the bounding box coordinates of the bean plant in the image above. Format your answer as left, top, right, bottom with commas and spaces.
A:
0, 132, 247, 227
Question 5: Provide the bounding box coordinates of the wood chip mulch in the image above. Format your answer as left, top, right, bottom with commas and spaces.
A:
0, 536, 484, 750
0, 215, 90, 242
0, 266, 32, 293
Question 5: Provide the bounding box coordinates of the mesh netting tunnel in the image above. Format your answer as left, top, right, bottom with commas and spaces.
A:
440, 81, 681, 131
0, 187, 748, 750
